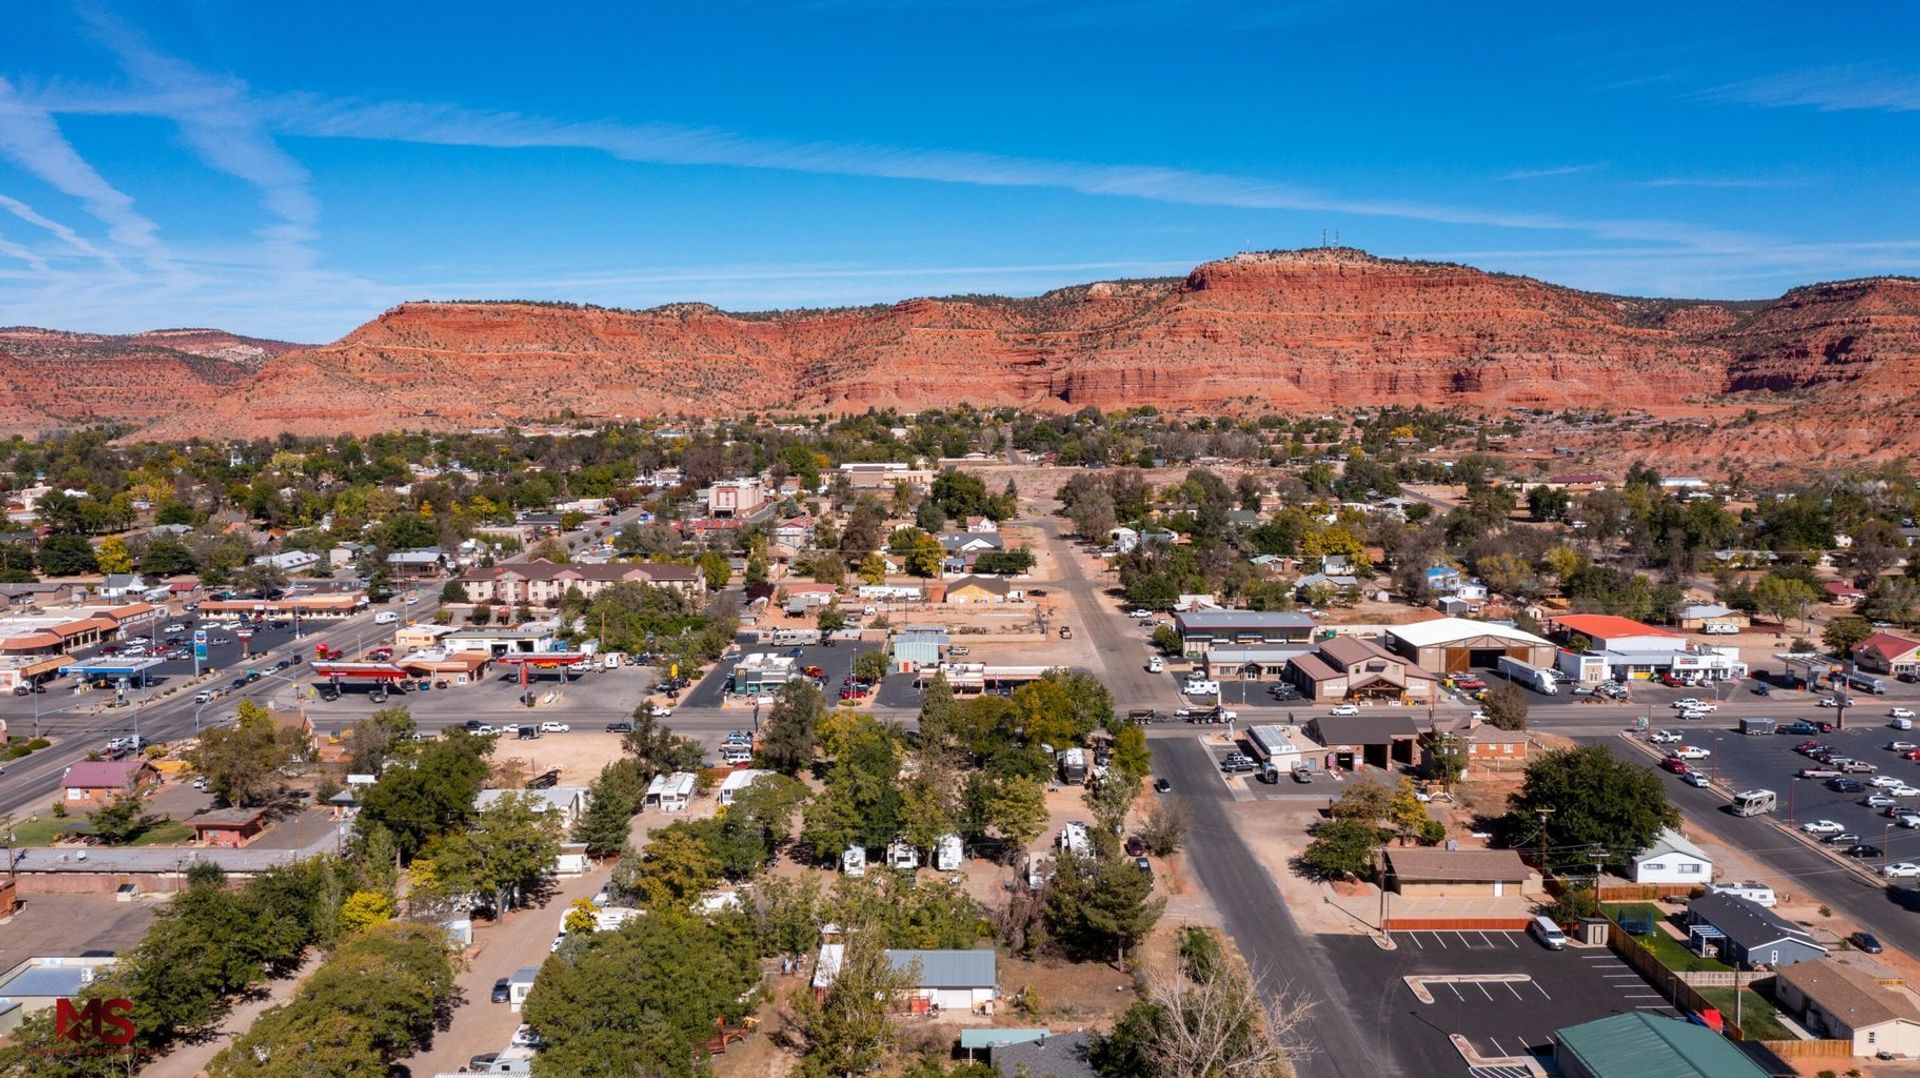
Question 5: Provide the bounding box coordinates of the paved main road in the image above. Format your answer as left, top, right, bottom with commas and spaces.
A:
1157, 736, 1400, 1078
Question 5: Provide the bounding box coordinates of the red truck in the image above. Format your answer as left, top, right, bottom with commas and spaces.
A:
314, 643, 343, 660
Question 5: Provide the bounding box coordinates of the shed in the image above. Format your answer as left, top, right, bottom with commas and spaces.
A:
1773, 958, 1920, 1058
1554, 1012, 1769, 1078
1384, 848, 1533, 898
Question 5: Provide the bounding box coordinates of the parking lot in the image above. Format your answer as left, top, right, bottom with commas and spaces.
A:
1638, 702, 1920, 872
1323, 932, 1676, 1074
301, 659, 656, 734
683, 639, 877, 708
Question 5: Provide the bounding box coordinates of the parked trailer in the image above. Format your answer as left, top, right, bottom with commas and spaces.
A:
1739, 717, 1775, 736
1495, 655, 1559, 694
1730, 789, 1777, 817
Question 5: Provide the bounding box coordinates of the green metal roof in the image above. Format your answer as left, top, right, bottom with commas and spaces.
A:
1556, 1013, 1768, 1078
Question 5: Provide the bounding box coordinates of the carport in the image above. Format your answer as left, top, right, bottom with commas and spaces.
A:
309, 661, 411, 700
1308, 713, 1420, 770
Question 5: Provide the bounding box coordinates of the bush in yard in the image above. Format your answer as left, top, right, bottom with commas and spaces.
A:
1299, 818, 1383, 881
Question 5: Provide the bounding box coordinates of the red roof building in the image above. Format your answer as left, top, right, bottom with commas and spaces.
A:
1856, 633, 1920, 677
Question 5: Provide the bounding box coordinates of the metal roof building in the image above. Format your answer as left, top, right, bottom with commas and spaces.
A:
1554, 1012, 1768, 1078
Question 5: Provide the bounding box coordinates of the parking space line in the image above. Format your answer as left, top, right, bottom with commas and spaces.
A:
1431, 932, 1448, 949
1504, 982, 1523, 999
1455, 931, 1472, 948
1404, 932, 1422, 949
1503, 933, 1518, 947
1476, 931, 1494, 947
1533, 982, 1552, 1000
1448, 983, 1464, 1000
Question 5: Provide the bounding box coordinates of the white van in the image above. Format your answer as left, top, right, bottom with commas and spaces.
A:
1146, 655, 1165, 674
373, 610, 398, 625
1528, 915, 1566, 950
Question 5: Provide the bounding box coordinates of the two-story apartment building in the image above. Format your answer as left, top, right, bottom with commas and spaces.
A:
460, 560, 705, 606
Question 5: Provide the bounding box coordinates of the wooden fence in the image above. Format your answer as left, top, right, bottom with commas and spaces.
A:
1757, 1038, 1854, 1060
1608, 923, 1748, 1040
1676, 970, 1770, 989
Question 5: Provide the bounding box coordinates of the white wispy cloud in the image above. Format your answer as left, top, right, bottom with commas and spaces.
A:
0, 190, 110, 259
1702, 64, 1920, 113
263, 94, 1760, 252
1501, 164, 1604, 181
0, 76, 170, 266
1634, 176, 1805, 190
78, 6, 320, 268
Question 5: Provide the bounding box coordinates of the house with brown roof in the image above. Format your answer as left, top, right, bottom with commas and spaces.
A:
59, 759, 155, 805
1855, 632, 1920, 679
1772, 959, 1920, 1057
1384, 848, 1536, 898
1287, 636, 1439, 704
190, 807, 272, 848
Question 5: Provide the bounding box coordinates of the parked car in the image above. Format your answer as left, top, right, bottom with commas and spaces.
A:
1219, 754, 1257, 774
1673, 746, 1711, 760
1781, 721, 1820, 736
1864, 793, 1900, 808
1893, 708, 1917, 720
491, 978, 511, 1004
1851, 931, 1885, 953
1890, 741, 1918, 752
1899, 814, 1920, 829
606, 721, 635, 734
1822, 832, 1863, 846
1828, 778, 1866, 793
1844, 844, 1885, 859
1661, 756, 1691, 775
1328, 704, 1360, 716
1153, 777, 1171, 793
1648, 730, 1682, 744
1681, 771, 1711, 789
1801, 819, 1846, 835
538, 721, 571, 733
1882, 862, 1920, 879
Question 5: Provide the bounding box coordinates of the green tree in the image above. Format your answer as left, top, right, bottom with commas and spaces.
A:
1151, 622, 1181, 655
337, 890, 394, 934
631, 823, 721, 908
416, 790, 560, 914
984, 776, 1049, 848
194, 699, 308, 807
852, 649, 890, 686
857, 553, 887, 586
354, 730, 492, 861
1300, 817, 1383, 881
523, 911, 758, 1075
906, 533, 943, 578
620, 709, 704, 776
88, 791, 151, 846
1823, 616, 1873, 658
1046, 852, 1165, 965
37, 533, 97, 576
1504, 745, 1680, 874
1482, 682, 1529, 731
791, 929, 912, 1078
439, 579, 468, 602
341, 706, 416, 774
574, 760, 647, 857
761, 680, 824, 775
1753, 573, 1819, 629
698, 549, 732, 591
1111, 725, 1153, 780
1139, 797, 1190, 857
917, 672, 959, 755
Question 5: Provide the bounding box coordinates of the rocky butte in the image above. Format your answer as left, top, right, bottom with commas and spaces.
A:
22, 249, 1920, 460
0, 326, 301, 437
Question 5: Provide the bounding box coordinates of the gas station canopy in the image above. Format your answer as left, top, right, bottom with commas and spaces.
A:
493, 652, 592, 668
310, 661, 411, 681
59, 657, 166, 678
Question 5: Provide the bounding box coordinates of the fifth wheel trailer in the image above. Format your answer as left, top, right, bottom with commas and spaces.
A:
1496, 655, 1558, 694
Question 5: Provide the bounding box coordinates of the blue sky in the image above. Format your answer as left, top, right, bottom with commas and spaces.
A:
1, 1, 1917, 340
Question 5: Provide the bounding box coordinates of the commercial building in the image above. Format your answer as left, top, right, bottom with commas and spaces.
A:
1383, 848, 1533, 898
734, 653, 803, 694
1286, 636, 1439, 704
1676, 604, 1747, 631
197, 594, 366, 620
1243, 724, 1323, 771
0, 956, 118, 1034
839, 461, 934, 492
0, 601, 161, 658
1553, 1012, 1769, 1078
60, 759, 157, 804
1547, 613, 1745, 683
1382, 617, 1556, 674
1306, 713, 1421, 770
1172, 611, 1316, 659
1856, 632, 1920, 679
945, 576, 1014, 605
705, 478, 768, 518
460, 560, 705, 605
1773, 958, 1920, 1058
443, 624, 560, 656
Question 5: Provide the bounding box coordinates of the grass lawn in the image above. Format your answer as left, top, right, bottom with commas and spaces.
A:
1695, 986, 1793, 1041
8, 817, 192, 847
6, 816, 89, 846
1605, 903, 1732, 973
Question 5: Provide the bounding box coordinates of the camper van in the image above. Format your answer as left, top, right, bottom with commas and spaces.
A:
1057, 821, 1091, 859
1730, 788, 1778, 817
840, 845, 867, 878
1182, 678, 1220, 696
373, 610, 398, 625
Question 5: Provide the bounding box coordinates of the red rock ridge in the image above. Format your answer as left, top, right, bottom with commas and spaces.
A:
0, 327, 301, 436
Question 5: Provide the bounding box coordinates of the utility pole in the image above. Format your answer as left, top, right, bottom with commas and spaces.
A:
1589, 843, 1605, 893
1536, 807, 1554, 877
